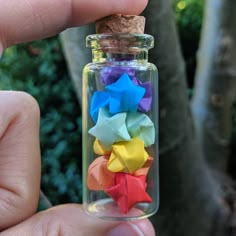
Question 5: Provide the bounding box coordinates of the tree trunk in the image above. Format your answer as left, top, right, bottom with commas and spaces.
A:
144, 0, 228, 235
192, 0, 236, 172
60, 25, 94, 104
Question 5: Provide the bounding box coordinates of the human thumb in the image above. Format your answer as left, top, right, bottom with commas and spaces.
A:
0, 204, 155, 236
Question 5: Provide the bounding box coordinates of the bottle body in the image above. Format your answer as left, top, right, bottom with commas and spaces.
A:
82, 34, 159, 220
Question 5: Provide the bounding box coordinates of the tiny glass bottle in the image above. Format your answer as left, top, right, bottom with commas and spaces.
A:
82, 30, 159, 220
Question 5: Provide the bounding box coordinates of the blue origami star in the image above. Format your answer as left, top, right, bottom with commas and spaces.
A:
106, 73, 145, 115
90, 91, 109, 122
89, 73, 146, 122
88, 108, 131, 149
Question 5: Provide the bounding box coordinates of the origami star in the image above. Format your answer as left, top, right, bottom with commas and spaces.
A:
89, 153, 153, 178
93, 138, 111, 155
100, 66, 136, 85
105, 173, 152, 213
88, 108, 131, 149
106, 73, 145, 114
87, 156, 114, 190
126, 112, 155, 147
134, 157, 154, 176
107, 137, 148, 173
90, 91, 110, 122
132, 77, 152, 112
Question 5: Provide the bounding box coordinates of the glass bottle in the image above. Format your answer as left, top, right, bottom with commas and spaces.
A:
82, 33, 159, 220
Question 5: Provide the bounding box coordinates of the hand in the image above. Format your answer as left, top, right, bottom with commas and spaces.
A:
0, 0, 148, 55
0, 1, 155, 235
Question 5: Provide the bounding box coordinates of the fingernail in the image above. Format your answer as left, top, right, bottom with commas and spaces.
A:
107, 223, 144, 236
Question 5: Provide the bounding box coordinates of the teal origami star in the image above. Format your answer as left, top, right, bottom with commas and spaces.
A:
88, 108, 131, 149
106, 73, 145, 114
126, 112, 155, 147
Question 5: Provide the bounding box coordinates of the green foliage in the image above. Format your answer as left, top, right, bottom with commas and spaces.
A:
0, 37, 82, 205
174, 0, 204, 33
174, 0, 204, 87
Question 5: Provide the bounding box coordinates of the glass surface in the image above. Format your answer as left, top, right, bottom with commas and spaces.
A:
82, 34, 159, 220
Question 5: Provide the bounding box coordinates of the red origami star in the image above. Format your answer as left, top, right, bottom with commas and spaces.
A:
105, 173, 152, 213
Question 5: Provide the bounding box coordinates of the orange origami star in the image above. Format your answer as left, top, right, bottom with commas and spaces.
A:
87, 156, 153, 191
87, 156, 114, 190
134, 157, 153, 176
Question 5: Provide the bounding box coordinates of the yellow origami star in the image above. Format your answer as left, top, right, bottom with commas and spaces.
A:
107, 137, 148, 173
93, 138, 111, 155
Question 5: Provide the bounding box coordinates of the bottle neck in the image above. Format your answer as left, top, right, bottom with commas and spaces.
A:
87, 34, 154, 65
92, 49, 149, 64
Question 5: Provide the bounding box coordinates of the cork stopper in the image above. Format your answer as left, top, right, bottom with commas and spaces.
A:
96, 14, 145, 34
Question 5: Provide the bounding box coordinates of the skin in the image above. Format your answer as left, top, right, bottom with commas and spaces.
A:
0, 0, 148, 50
0, 1, 156, 235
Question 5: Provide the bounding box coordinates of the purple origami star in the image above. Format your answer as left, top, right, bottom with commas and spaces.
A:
100, 66, 136, 85
132, 77, 152, 112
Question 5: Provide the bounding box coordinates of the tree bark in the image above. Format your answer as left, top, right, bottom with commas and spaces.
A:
144, 0, 228, 235
192, 0, 236, 172
60, 25, 94, 104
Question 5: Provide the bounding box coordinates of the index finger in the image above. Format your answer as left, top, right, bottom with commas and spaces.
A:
0, 0, 148, 50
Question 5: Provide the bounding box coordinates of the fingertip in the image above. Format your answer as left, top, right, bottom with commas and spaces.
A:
70, 0, 149, 26
55, 205, 155, 236
111, 0, 148, 15
1, 204, 156, 236
134, 218, 156, 236
0, 0, 149, 47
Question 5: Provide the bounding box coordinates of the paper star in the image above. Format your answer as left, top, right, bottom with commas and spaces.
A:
107, 138, 148, 173
89, 154, 153, 178
88, 108, 131, 149
106, 73, 145, 114
126, 112, 155, 147
90, 91, 110, 122
100, 66, 136, 85
87, 156, 114, 190
134, 157, 154, 176
93, 138, 111, 155
105, 173, 152, 213
132, 77, 152, 112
